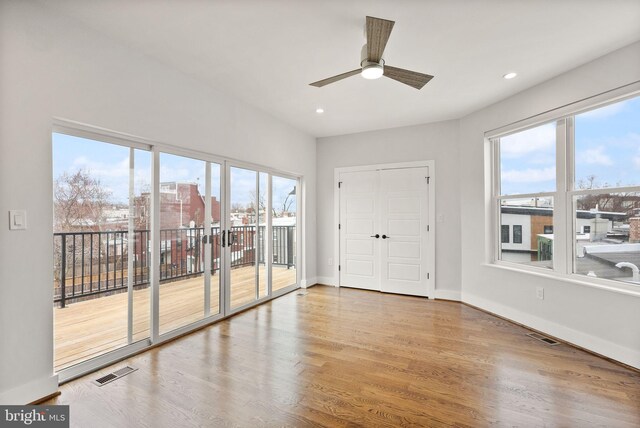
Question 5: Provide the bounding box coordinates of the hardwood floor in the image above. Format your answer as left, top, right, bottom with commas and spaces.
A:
54, 265, 296, 370
47, 286, 640, 427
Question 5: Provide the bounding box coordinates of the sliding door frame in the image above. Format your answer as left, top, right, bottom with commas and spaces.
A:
224, 159, 301, 316
153, 147, 227, 341
53, 119, 303, 383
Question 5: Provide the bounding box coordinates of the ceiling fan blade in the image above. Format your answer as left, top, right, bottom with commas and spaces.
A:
383, 65, 434, 90
366, 16, 395, 63
309, 69, 361, 87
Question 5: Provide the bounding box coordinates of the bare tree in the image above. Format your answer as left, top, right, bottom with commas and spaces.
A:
231, 202, 245, 212
54, 170, 112, 232
576, 175, 639, 215
276, 187, 296, 217
248, 188, 295, 217
53, 170, 114, 299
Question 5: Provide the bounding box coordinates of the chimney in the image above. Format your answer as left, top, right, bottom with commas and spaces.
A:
630, 217, 640, 243
589, 215, 609, 242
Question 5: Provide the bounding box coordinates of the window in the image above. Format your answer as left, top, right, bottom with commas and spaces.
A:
501, 225, 510, 243
491, 93, 640, 289
495, 122, 556, 269
513, 225, 523, 244
572, 96, 640, 284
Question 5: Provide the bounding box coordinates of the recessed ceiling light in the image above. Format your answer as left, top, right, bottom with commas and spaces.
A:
316, 108, 324, 114
503, 72, 518, 80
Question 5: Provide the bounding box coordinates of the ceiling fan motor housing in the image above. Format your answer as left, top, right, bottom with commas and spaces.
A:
360, 44, 384, 79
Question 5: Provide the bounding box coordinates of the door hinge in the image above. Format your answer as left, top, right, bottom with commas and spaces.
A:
338, 223, 341, 230
427, 273, 430, 280
427, 225, 430, 232
338, 181, 342, 188
426, 176, 430, 184
338, 265, 341, 271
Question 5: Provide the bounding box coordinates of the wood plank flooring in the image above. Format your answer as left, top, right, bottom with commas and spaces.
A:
47, 286, 640, 427
54, 265, 296, 370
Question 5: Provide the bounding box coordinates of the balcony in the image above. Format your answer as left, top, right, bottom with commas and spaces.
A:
53, 225, 296, 371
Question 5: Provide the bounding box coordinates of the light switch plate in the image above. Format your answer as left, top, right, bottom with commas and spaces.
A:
9, 210, 27, 230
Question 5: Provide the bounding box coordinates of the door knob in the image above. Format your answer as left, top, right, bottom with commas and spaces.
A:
370, 234, 380, 238
381, 234, 390, 239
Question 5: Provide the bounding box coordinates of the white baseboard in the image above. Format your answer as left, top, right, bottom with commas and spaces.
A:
462, 292, 640, 369
300, 277, 317, 288
0, 374, 58, 405
316, 276, 338, 286
434, 289, 461, 301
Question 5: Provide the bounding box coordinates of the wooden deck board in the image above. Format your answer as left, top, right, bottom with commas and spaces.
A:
54, 265, 296, 370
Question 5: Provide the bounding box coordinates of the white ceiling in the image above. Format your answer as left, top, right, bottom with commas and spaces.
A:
42, 0, 640, 138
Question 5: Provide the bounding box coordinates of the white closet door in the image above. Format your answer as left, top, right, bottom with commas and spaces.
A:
379, 167, 429, 296
339, 170, 380, 290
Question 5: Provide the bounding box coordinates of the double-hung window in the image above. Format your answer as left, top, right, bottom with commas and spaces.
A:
491, 93, 640, 290
494, 122, 556, 268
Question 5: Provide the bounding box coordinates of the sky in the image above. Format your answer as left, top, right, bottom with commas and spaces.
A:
52, 134, 297, 211
500, 95, 640, 195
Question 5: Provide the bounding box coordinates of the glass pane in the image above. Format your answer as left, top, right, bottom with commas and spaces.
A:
52, 133, 150, 371
499, 122, 556, 195
499, 197, 554, 269
132, 149, 151, 343
229, 166, 259, 309
258, 172, 268, 297
158, 153, 206, 334
575, 96, 640, 189
210, 162, 221, 315
272, 176, 297, 291
513, 225, 523, 244
574, 192, 640, 285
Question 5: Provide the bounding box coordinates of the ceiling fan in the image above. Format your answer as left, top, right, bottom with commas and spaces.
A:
309, 16, 434, 90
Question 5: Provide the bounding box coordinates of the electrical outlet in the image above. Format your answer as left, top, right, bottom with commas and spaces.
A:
536, 287, 544, 300
328, 258, 333, 266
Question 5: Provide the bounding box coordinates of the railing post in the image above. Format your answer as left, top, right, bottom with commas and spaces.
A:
60, 234, 66, 309
287, 226, 294, 269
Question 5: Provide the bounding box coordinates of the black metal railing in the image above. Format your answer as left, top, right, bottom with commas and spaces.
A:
53, 225, 295, 308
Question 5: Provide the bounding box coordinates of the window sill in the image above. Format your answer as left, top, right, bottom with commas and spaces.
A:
485, 261, 640, 298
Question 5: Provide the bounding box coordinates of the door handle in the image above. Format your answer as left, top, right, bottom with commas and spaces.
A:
381, 235, 390, 239
227, 230, 236, 245
370, 234, 380, 238
221, 231, 226, 247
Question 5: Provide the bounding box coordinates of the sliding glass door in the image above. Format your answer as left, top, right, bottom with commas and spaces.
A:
272, 175, 298, 291
158, 153, 222, 336
227, 166, 261, 310
52, 133, 151, 371
53, 128, 300, 375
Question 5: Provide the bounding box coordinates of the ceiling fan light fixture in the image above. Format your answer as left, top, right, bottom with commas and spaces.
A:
361, 61, 384, 80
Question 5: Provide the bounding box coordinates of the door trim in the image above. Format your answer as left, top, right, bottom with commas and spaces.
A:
334, 161, 436, 298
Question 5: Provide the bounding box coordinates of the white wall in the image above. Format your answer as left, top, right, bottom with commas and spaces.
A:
0, 1, 316, 404
459, 41, 640, 368
316, 120, 461, 299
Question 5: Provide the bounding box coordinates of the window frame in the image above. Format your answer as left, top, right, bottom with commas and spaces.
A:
491, 119, 560, 271
488, 85, 640, 295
